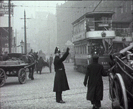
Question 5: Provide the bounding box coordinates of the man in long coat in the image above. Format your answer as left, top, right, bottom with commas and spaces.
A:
49, 54, 53, 73
36, 57, 44, 74
83, 54, 106, 109
53, 47, 70, 103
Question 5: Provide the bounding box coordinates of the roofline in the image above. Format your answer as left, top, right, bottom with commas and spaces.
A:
72, 11, 115, 25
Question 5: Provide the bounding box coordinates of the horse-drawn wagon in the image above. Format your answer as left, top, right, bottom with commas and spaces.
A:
0, 53, 37, 87
108, 44, 133, 109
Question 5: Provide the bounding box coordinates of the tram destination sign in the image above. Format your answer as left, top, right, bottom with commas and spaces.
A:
73, 32, 85, 42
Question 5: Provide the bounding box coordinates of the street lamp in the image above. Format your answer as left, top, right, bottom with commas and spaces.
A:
20, 40, 24, 54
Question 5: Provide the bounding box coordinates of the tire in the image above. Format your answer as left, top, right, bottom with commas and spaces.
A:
0, 68, 6, 87
112, 73, 128, 109
18, 68, 27, 84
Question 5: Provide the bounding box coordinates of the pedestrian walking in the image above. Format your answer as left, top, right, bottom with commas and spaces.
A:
36, 57, 44, 74
49, 54, 53, 73
53, 47, 70, 103
83, 54, 106, 109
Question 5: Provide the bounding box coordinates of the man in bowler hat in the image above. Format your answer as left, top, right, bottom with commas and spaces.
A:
53, 47, 70, 103
83, 54, 106, 109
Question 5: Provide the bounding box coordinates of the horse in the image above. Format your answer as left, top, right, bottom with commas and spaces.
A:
21, 52, 38, 80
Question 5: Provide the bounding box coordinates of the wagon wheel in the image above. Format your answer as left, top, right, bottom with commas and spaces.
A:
18, 68, 27, 84
112, 73, 128, 109
0, 68, 6, 87
108, 72, 114, 100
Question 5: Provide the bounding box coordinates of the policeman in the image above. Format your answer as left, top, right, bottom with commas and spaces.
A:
53, 47, 70, 103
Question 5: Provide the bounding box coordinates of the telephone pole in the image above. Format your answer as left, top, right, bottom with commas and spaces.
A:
24, 10, 27, 54
20, 10, 31, 54
131, 1, 133, 36
8, 0, 11, 53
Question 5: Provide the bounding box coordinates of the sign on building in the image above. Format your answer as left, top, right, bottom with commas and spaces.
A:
0, 2, 13, 16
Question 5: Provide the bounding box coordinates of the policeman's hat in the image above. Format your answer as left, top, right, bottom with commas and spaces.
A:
54, 47, 60, 54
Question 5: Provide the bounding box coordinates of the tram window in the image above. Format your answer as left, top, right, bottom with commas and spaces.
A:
75, 47, 77, 54
88, 46, 91, 54
84, 46, 86, 54
76, 47, 78, 54
81, 46, 82, 54
78, 47, 80, 54
83, 46, 84, 54
86, 18, 94, 31
85, 46, 87, 54
77, 47, 78, 54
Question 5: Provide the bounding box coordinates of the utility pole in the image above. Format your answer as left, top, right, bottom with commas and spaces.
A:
0, 33, 2, 54
20, 10, 31, 54
8, 0, 11, 53
24, 10, 27, 54
14, 29, 17, 52
131, 0, 133, 36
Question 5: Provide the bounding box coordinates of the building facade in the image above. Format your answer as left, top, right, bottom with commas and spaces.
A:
0, 1, 14, 54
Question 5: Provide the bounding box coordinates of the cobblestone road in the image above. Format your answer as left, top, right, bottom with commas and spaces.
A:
0, 63, 112, 109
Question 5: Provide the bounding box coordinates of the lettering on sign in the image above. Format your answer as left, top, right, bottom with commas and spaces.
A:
0, 3, 13, 15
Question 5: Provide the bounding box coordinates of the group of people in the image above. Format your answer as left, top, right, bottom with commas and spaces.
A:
36, 54, 53, 74
53, 47, 106, 109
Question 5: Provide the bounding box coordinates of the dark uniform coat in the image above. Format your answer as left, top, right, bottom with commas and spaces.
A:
84, 61, 106, 101
53, 51, 69, 92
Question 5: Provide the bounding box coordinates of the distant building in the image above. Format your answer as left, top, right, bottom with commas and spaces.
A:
0, 1, 14, 53
27, 11, 57, 54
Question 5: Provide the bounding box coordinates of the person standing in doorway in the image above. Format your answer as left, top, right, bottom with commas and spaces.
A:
53, 47, 70, 103
83, 54, 106, 109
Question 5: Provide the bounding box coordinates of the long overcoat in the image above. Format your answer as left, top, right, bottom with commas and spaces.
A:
36, 57, 44, 72
53, 51, 69, 92
84, 61, 106, 101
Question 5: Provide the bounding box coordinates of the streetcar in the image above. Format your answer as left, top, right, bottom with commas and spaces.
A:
72, 11, 116, 73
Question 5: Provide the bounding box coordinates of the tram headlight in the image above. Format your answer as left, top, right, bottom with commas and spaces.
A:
88, 55, 92, 58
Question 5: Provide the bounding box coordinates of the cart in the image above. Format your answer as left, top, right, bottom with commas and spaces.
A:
108, 45, 133, 109
0, 53, 28, 87
0, 60, 28, 87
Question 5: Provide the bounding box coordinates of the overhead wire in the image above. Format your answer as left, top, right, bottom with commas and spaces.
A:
12, 5, 124, 9
93, 0, 102, 12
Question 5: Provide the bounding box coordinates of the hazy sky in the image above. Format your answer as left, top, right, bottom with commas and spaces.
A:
8, 1, 65, 52
11, 1, 65, 30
